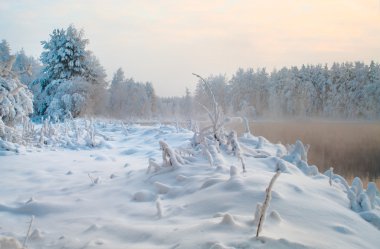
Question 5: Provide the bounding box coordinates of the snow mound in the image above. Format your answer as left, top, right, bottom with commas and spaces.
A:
0, 237, 23, 249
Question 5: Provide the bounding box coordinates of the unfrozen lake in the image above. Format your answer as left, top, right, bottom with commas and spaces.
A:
239, 120, 380, 188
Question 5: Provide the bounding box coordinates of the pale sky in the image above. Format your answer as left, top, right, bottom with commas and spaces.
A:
1, 0, 380, 96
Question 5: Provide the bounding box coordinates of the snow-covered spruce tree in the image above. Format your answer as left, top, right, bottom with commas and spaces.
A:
0, 39, 11, 63
41, 25, 89, 80
33, 25, 107, 119
0, 54, 33, 145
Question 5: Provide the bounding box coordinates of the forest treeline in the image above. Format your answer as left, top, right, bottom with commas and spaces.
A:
1, 25, 379, 124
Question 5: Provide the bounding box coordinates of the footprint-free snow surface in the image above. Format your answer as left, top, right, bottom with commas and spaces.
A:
0, 121, 379, 249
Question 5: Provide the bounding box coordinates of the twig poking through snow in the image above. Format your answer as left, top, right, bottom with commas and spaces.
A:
156, 199, 163, 218
329, 167, 334, 186
243, 117, 251, 135
23, 215, 34, 248
256, 170, 281, 238
227, 131, 246, 172
88, 173, 95, 184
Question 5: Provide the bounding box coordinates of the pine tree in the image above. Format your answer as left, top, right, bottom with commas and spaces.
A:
0, 39, 11, 63
40, 25, 89, 81
34, 25, 107, 119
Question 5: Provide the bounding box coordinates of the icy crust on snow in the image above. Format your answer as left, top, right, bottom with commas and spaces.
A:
0, 122, 379, 249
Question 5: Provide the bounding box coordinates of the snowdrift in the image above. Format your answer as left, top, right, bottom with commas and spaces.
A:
0, 120, 379, 249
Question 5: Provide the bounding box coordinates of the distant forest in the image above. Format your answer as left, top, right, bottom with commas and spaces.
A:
193, 62, 380, 120
1, 25, 379, 122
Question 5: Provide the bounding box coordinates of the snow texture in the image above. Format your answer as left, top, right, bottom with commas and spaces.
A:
0, 120, 379, 249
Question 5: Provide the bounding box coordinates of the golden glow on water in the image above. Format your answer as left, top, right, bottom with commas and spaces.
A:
233, 120, 380, 189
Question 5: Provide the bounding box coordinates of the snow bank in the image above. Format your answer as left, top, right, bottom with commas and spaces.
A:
0, 120, 379, 249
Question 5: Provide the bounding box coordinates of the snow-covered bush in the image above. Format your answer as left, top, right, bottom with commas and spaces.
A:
324, 168, 380, 226
282, 140, 317, 176
159, 140, 185, 168
0, 73, 33, 144
347, 177, 378, 213
42, 77, 89, 119
0, 77, 33, 125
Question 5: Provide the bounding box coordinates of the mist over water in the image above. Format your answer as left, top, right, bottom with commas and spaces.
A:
232, 119, 380, 188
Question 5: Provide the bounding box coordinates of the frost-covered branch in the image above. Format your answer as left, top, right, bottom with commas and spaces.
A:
192, 73, 225, 144
159, 140, 184, 168
227, 131, 246, 172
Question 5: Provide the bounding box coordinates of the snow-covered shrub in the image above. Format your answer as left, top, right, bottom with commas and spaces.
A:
346, 177, 379, 213
366, 182, 378, 209
0, 73, 33, 144
192, 73, 227, 146
323, 173, 380, 227
146, 140, 187, 173
43, 77, 89, 119
159, 140, 184, 168
35, 76, 105, 120
0, 77, 33, 125
282, 140, 317, 176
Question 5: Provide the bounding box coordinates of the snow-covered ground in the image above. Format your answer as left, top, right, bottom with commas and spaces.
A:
0, 120, 379, 249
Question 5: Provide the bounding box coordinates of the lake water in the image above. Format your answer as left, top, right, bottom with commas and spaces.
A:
231, 120, 380, 189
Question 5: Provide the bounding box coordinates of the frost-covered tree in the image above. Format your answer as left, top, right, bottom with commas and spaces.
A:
40, 25, 89, 80
108, 68, 157, 119
13, 49, 42, 85
223, 62, 380, 119
109, 68, 126, 118
145, 82, 157, 117
183, 88, 193, 118
0, 39, 11, 63
230, 68, 268, 117
34, 25, 107, 119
